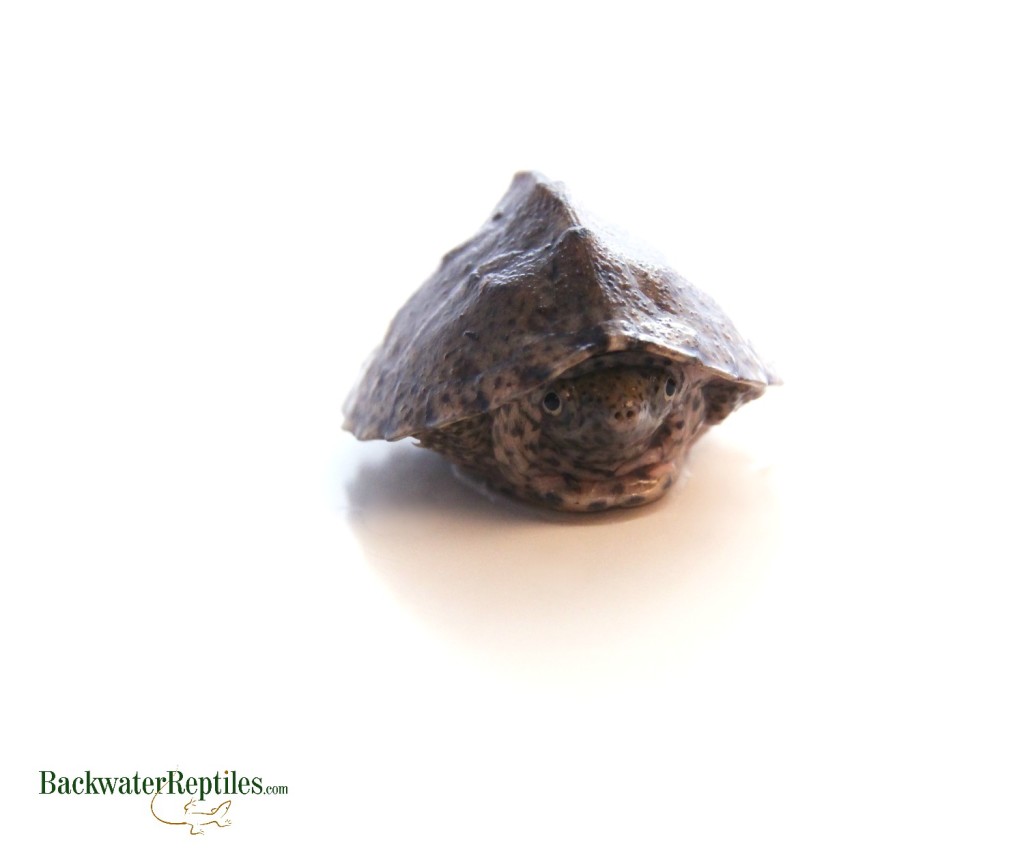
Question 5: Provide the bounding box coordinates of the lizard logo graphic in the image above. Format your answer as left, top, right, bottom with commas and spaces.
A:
150, 781, 232, 835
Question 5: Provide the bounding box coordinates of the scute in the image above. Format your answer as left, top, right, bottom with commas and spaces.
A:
343, 171, 778, 442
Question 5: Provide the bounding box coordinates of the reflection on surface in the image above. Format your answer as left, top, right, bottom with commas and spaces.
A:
339, 435, 781, 684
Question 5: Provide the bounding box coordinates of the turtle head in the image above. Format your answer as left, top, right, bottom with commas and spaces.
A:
488, 353, 700, 511
536, 364, 680, 463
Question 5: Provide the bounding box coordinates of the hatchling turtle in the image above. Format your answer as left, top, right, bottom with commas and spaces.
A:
343, 171, 777, 512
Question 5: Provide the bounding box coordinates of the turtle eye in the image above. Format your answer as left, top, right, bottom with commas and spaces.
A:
542, 391, 562, 414
665, 377, 677, 397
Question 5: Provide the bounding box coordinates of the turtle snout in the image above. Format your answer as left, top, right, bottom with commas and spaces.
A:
568, 368, 670, 444
605, 398, 660, 439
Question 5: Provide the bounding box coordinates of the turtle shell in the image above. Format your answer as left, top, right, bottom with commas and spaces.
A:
344, 171, 777, 442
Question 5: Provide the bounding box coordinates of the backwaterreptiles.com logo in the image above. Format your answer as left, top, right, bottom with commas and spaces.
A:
39, 770, 289, 836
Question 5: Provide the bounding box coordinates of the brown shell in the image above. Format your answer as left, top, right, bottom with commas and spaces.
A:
344, 171, 778, 441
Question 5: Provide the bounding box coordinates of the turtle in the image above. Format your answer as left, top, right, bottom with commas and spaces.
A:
343, 171, 778, 512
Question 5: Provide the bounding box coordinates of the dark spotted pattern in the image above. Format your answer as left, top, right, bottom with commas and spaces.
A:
421, 352, 711, 511
416, 352, 736, 510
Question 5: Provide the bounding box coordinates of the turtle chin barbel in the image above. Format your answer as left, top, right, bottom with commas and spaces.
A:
343, 171, 778, 512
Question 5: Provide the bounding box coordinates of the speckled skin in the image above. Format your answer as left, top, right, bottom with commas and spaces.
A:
344, 171, 778, 511
418, 352, 708, 510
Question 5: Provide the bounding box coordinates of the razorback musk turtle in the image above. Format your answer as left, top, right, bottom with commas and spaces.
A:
343, 171, 778, 512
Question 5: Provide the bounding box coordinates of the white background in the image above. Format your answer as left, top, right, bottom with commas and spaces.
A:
2, 2, 1022, 863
